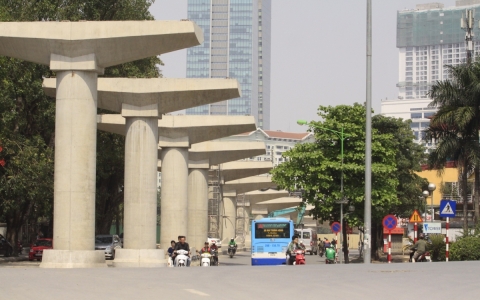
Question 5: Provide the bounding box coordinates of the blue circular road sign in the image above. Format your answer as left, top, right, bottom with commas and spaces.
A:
382, 215, 397, 230
331, 222, 341, 233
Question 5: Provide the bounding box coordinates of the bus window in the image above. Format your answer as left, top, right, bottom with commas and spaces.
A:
255, 223, 291, 239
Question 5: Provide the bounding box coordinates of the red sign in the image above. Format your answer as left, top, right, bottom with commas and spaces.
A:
383, 227, 404, 234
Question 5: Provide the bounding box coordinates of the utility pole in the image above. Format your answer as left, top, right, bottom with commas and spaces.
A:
364, 0, 372, 264
461, 9, 475, 64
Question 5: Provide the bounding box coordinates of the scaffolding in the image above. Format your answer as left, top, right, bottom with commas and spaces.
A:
235, 193, 247, 246
208, 167, 222, 238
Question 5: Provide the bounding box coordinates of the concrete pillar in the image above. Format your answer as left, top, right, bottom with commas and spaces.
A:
160, 140, 189, 250
187, 163, 209, 250
222, 191, 237, 243
41, 54, 106, 268
113, 104, 165, 267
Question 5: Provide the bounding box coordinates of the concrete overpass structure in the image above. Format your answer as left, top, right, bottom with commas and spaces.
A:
221, 176, 276, 243
158, 142, 267, 250
44, 77, 242, 267
97, 114, 256, 263
0, 20, 203, 268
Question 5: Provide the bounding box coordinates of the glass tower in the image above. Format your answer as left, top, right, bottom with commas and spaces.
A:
186, 0, 271, 129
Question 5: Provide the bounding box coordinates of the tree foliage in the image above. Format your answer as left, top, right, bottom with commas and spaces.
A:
271, 104, 426, 260
426, 62, 480, 230
0, 0, 162, 251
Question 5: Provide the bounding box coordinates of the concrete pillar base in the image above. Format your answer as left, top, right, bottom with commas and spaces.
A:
39, 250, 107, 268
112, 249, 167, 268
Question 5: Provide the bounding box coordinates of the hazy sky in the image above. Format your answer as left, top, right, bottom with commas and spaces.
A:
150, 0, 457, 132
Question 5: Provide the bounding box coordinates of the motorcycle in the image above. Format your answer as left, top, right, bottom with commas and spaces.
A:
174, 249, 190, 267
407, 242, 432, 263
292, 249, 306, 265
228, 245, 236, 258
318, 245, 325, 257
200, 252, 212, 267
210, 249, 219, 266
409, 249, 432, 263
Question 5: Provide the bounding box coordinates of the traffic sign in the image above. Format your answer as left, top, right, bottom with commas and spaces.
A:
409, 209, 423, 223
331, 222, 341, 233
423, 222, 442, 234
439, 200, 456, 217
382, 215, 397, 230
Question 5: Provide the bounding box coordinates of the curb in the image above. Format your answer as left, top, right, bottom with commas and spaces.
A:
0, 255, 29, 263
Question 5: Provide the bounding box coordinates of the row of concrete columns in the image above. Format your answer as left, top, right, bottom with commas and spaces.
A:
0, 20, 311, 268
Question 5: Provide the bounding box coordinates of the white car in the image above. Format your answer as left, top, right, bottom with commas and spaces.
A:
207, 237, 222, 248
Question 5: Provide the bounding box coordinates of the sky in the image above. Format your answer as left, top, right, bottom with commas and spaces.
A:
149, 0, 457, 132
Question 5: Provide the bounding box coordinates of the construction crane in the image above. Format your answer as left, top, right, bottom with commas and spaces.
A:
267, 206, 306, 226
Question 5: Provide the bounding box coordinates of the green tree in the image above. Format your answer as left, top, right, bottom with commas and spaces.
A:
272, 104, 402, 262
0, 0, 163, 251
426, 62, 480, 230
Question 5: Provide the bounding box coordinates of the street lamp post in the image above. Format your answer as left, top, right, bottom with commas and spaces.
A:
422, 190, 429, 220
428, 183, 436, 221
297, 120, 350, 263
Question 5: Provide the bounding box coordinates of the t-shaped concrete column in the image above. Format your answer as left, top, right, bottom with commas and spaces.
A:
0, 21, 202, 268
44, 77, 241, 267
186, 142, 266, 249
97, 115, 256, 254
222, 176, 276, 243
240, 190, 289, 247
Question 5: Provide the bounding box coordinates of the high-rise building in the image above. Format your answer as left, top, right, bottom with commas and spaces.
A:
381, 1, 480, 153
185, 0, 271, 129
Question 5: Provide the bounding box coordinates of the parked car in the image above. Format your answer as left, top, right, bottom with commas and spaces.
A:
95, 234, 122, 259
29, 238, 53, 261
207, 236, 222, 248
0, 234, 13, 257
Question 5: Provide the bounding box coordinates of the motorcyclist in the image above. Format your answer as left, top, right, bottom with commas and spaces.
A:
324, 238, 331, 251
410, 233, 428, 262
210, 241, 219, 265
228, 238, 237, 255
325, 244, 336, 263
318, 238, 325, 257
286, 235, 305, 265
172, 235, 191, 267
199, 241, 210, 254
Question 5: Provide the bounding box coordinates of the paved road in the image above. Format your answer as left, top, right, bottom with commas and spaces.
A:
1, 258, 478, 299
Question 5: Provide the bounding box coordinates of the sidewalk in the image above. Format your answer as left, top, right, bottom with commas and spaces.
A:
0, 253, 29, 264
349, 251, 410, 264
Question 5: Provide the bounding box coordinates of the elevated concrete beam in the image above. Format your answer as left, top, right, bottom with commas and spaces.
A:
0, 21, 203, 68
222, 176, 276, 195
0, 20, 203, 268
243, 190, 290, 207
213, 161, 272, 183
97, 114, 256, 145
43, 78, 241, 114
156, 141, 266, 170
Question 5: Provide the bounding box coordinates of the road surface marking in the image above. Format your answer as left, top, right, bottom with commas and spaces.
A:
185, 289, 210, 296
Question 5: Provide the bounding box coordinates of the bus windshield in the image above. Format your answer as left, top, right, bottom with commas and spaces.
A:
254, 223, 291, 239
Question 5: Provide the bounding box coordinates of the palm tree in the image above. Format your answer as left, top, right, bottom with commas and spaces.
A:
427, 62, 480, 230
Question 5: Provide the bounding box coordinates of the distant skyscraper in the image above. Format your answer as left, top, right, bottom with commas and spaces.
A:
186, 0, 271, 129
381, 0, 480, 153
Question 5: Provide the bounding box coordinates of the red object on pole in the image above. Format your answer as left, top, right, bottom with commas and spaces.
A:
335, 232, 338, 263
446, 217, 449, 262
414, 223, 418, 243
388, 231, 392, 263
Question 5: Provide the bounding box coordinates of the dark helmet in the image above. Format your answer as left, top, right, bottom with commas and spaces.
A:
292, 235, 299, 241
419, 233, 425, 239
